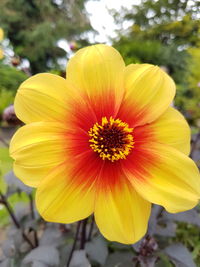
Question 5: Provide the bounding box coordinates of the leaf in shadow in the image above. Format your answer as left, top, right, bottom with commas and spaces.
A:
164, 243, 196, 267
23, 245, 59, 266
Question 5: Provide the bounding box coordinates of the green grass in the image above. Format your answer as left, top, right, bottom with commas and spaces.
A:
0, 146, 13, 173
0, 147, 12, 225
0, 146, 12, 193
0, 192, 30, 226
172, 222, 200, 265
0, 147, 31, 226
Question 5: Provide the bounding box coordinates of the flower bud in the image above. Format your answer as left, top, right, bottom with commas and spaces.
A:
2, 105, 21, 126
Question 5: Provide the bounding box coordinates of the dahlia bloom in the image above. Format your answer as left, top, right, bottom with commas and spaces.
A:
0, 28, 4, 41
10, 45, 200, 244
0, 28, 4, 59
0, 49, 3, 60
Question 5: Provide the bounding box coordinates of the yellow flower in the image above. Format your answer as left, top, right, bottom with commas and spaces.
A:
0, 49, 3, 60
0, 28, 4, 42
10, 44, 200, 244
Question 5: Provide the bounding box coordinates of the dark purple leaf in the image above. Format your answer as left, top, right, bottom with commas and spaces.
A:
163, 209, 200, 227
4, 171, 32, 194
164, 243, 196, 267
85, 237, 108, 265
23, 246, 59, 266
105, 252, 135, 267
155, 221, 177, 237
69, 250, 90, 267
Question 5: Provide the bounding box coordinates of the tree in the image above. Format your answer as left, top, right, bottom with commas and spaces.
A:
114, 0, 200, 46
112, 0, 200, 75
176, 48, 200, 123
112, 0, 200, 125
0, 0, 92, 73
114, 38, 188, 84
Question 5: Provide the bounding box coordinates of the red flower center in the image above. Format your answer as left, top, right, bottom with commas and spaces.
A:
88, 117, 134, 162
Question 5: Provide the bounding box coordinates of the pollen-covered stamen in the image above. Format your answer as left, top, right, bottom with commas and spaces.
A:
88, 117, 134, 162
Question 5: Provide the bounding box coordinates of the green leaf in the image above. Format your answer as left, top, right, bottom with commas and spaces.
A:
155, 252, 173, 267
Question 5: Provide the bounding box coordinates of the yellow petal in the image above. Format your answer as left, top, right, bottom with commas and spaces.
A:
36, 163, 96, 223
118, 64, 176, 127
66, 44, 125, 117
10, 122, 67, 187
0, 49, 3, 60
134, 107, 191, 155
14, 73, 71, 124
95, 178, 151, 244
0, 28, 4, 41
125, 143, 200, 213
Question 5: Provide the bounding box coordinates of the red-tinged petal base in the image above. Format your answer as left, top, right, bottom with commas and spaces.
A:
117, 64, 175, 127
133, 107, 191, 155
36, 150, 100, 223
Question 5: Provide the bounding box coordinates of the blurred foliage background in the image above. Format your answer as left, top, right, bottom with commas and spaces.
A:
1, 0, 200, 266
0, 0, 91, 73
112, 0, 200, 127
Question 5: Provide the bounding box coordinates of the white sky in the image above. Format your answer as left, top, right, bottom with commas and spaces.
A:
85, 0, 137, 43
58, 0, 135, 56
